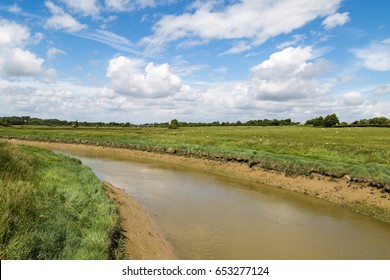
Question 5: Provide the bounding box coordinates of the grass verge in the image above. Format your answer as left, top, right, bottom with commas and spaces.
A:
0, 141, 127, 259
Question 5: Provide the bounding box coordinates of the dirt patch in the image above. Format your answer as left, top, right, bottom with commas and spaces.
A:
9, 139, 390, 223
103, 181, 176, 260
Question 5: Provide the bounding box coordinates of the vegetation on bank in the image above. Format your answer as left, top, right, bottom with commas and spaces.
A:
0, 126, 389, 190
0, 141, 126, 259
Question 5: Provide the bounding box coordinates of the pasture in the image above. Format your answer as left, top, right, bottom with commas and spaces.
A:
0, 125, 389, 185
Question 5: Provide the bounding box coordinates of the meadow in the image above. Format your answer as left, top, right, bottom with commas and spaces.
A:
0, 125, 389, 186
0, 141, 126, 259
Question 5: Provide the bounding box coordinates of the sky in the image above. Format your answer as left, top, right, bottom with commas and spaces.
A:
0, 0, 389, 124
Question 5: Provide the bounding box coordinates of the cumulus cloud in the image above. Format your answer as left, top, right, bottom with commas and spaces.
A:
0, 48, 44, 76
0, 78, 108, 119
322, 12, 350, 29
249, 46, 330, 101
45, 1, 87, 32
60, 0, 100, 17
352, 38, 390, 71
107, 56, 184, 98
0, 19, 44, 77
142, 0, 342, 49
0, 19, 31, 47
343, 91, 364, 106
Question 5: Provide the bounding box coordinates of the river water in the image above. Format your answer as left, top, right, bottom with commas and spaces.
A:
55, 149, 390, 260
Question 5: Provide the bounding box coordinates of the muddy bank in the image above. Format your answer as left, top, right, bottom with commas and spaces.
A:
8, 139, 390, 223
103, 181, 176, 260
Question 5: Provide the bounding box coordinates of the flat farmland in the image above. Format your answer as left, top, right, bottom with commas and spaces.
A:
1, 126, 389, 185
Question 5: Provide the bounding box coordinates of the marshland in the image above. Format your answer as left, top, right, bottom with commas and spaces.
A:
1, 124, 389, 259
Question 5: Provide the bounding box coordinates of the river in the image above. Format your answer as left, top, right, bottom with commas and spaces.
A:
55, 148, 390, 260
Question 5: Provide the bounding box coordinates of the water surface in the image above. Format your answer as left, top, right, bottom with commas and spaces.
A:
55, 148, 390, 259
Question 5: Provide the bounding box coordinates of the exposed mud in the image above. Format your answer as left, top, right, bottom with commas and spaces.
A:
104, 181, 176, 260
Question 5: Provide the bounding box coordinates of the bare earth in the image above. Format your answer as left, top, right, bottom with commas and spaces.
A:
9, 140, 390, 242
103, 181, 176, 260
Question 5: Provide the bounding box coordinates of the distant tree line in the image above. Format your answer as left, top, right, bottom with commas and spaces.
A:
305, 113, 340, 127
1, 115, 389, 128
172, 118, 298, 128
305, 114, 390, 128
0, 116, 136, 128
0, 116, 298, 128
351, 117, 390, 126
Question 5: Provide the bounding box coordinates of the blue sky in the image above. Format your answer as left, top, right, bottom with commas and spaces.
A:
0, 0, 389, 123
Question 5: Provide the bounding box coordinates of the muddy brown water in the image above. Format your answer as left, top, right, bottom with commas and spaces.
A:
55, 149, 390, 260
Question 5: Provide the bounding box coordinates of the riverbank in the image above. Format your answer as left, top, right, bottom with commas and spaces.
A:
7, 139, 390, 223
0, 141, 126, 259
103, 181, 176, 260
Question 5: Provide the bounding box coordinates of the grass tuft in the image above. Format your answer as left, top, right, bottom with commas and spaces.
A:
0, 141, 126, 259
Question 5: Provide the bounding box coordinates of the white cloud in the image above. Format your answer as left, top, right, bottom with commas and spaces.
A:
105, 0, 156, 11
219, 41, 252, 55
47, 47, 66, 60
42, 68, 58, 83
249, 46, 330, 101
322, 12, 350, 29
343, 91, 364, 106
0, 48, 44, 76
171, 58, 208, 77
337, 75, 355, 83
60, 0, 100, 17
374, 85, 390, 95
8, 4, 22, 14
0, 19, 44, 77
76, 29, 140, 54
107, 56, 184, 98
143, 0, 342, 49
0, 19, 31, 47
276, 34, 306, 49
353, 39, 390, 71
45, 1, 87, 32
0, 78, 107, 120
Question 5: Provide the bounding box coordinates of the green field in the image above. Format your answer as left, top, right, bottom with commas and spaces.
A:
0, 141, 126, 259
1, 125, 389, 186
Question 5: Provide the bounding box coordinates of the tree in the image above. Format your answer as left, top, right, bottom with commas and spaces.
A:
168, 119, 179, 129
323, 114, 339, 127
305, 116, 323, 126
313, 116, 323, 126
72, 120, 79, 128
368, 117, 389, 125
0, 119, 10, 126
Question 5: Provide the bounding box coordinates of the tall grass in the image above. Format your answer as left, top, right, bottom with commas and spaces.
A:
0, 141, 126, 259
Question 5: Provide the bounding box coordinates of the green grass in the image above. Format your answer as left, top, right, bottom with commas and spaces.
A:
0, 125, 389, 186
0, 141, 126, 259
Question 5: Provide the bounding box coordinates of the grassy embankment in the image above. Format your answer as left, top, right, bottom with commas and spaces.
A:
0, 125, 389, 189
0, 141, 126, 259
